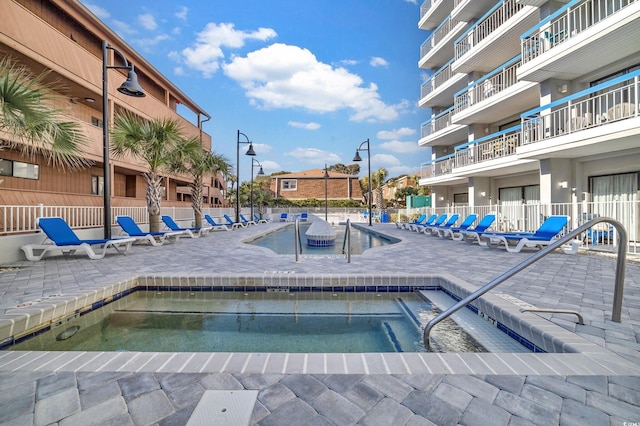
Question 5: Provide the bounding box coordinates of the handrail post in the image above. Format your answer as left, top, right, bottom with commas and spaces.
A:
423, 217, 627, 349
294, 219, 301, 263
347, 220, 351, 263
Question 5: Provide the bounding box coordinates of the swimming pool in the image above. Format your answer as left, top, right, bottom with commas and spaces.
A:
246, 223, 398, 255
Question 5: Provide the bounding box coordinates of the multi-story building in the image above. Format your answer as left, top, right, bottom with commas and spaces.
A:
0, 0, 225, 229
417, 0, 639, 244
270, 169, 364, 203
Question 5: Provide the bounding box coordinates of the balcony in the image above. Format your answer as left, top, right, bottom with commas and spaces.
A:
520, 70, 640, 159
452, 0, 539, 74
419, 107, 468, 147
419, 0, 454, 30
419, 59, 468, 108
420, 154, 468, 186
518, 0, 640, 82
452, 0, 498, 22
452, 56, 539, 124
419, 16, 470, 69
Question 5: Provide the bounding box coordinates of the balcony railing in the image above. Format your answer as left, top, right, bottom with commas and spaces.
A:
455, 0, 523, 60
420, 0, 434, 19
521, 0, 638, 63
421, 154, 455, 178
421, 16, 463, 60
421, 59, 455, 99
454, 56, 521, 114
522, 71, 639, 145
421, 107, 455, 139
455, 126, 521, 167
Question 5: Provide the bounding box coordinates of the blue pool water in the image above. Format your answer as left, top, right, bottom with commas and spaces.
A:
9, 291, 490, 353
247, 223, 397, 255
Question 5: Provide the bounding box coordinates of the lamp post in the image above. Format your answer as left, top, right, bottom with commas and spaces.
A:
102, 40, 145, 239
236, 130, 256, 223
324, 164, 329, 221
251, 158, 264, 220
353, 138, 372, 226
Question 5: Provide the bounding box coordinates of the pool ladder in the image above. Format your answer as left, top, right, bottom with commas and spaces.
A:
342, 219, 352, 263
294, 219, 352, 263
423, 217, 628, 349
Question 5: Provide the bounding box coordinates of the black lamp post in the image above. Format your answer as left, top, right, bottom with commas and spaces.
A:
236, 130, 256, 223
102, 40, 145, 239
324, 164, 329, 221
353, 138, 372, 226
251, 158, 264, 220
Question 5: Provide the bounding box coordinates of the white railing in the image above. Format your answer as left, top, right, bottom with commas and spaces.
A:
455, 128, 521, 167
421, 61, 454, 100
421, 16, 462, 60
420, 0, 434, 20
521, 0, 637, 63
454, 59, 520, 114
456, 0, 523, 60
421, 108, 455, 139
401, 200, 639, 253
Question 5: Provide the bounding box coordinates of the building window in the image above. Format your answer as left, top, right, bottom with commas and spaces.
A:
281, 179, 297, 190
91, 116, 103, 128
91, 175, 104, 195
0, 159, 39, 180
453, 193, 468, 204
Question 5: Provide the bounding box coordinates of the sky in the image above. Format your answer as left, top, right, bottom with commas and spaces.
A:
80, 0, 429, 181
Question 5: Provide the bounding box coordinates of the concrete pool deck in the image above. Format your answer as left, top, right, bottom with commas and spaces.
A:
0, 221, 638, 425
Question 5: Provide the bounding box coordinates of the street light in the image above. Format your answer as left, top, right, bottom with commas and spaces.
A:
102, 40, 145, 239
236, 130, 256, 223
353, 138, 372, 226
251, 158, 264, 220
324, 164, 329, 221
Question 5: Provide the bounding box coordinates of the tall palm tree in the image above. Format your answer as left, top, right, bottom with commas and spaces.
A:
372, 168, 388, 210
171, 138, 230, 228
0, 56, 89, 169
110, 111, 185, 232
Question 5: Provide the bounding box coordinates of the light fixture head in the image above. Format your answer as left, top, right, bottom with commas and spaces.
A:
117, 65, 145, 97
245, 143, 256, 156
257, 167, 265, 176
353, 151, 362, 162
84, 97, 96, 103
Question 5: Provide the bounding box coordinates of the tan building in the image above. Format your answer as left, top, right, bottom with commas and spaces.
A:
0, 0, 223, 218
270, 169, 364, 202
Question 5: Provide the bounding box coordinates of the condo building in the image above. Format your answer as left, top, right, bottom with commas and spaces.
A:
0, 0, 225, 229
417, 0, 639, 246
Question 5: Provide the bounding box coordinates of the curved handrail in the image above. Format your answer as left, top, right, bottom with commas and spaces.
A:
294, 219, 302, 263
342, 219, 352, 263
423, 217, 627, 348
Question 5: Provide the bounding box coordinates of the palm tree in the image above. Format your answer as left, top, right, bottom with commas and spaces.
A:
0, 56, 90, 169
371, 168, 388, 210
171, 139, 230, 228
110, 111, 185, 232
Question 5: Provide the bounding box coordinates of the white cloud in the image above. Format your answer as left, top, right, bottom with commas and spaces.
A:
285, 147, 341, 165
133, 34, 170, 50
85, 3, 110, 19
175, 6, 188, 20
288, 121, 321, 130
370, 56, 389, 68
180, 22, 277, 78
111, 20, 137, 35
377, 127, 416, 140
224, 43, 402, 122
372, 153, 402, 167
138, 13, 157, 31
378, 140, 422, 154
404, 0, 418, 4
259, 160, 281, 172
339, 59, 358, 66
174, 66, 185, 76
251, 143, 272, 154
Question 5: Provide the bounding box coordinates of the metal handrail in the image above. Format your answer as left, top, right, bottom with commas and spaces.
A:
342, 219, 352, 263
294, 219, 302, 263
423, 217, 627, 348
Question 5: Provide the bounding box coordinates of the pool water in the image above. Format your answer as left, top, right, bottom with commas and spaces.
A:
10, 291, 489, 353
247, 223, 396, 255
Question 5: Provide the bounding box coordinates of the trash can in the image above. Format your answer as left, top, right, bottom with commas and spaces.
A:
380, 212, 389, 223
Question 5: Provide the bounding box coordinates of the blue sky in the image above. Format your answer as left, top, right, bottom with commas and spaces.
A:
81, 0, 429, 180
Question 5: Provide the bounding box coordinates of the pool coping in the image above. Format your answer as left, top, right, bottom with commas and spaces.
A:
0, 272, 637, 376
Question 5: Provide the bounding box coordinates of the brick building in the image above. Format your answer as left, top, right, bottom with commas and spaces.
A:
270, 169, 363, 202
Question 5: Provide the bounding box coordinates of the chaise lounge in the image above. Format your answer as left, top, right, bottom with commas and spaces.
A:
437, 214, 477, 239
161, 215, 209, 238
204, 214, 231, 231
21, 217, 137, 260
117, 215, 188, 245
454, 214, 496, 242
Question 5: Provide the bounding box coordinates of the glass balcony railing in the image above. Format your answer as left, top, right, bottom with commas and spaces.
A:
455, 0, 523, 60
521, 0, 638, 64
454, 56, 521, 114
522, 70, 639, 144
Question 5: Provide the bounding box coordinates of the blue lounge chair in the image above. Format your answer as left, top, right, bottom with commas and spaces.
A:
254, 213, 270, 224
437, 214, 478, 238
423, 214, 459, 235
239, 214, 257, 226
454, 214, 496, 242
279, 213, 289, 222
204, 214, 231, 231
223, 214, 246, 229
397, 213, 426, 230
21, 217, 136, 260
116, 215, 187, 245
409, 214, 439, 232
161, 215, 208, 238
479, 215, 575, 253
300, 212, 309, 222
